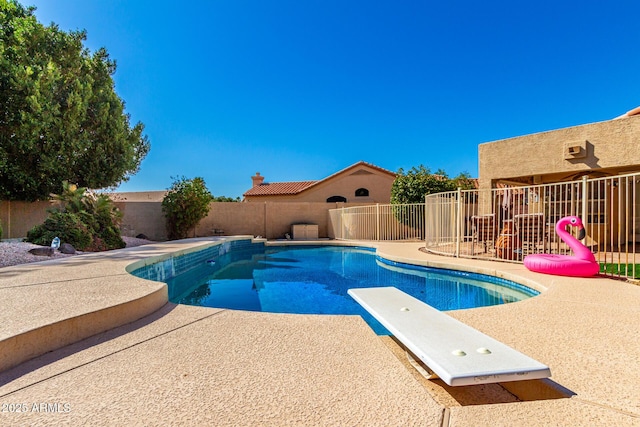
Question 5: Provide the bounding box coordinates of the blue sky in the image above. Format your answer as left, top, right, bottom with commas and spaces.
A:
26, 0, 639, 198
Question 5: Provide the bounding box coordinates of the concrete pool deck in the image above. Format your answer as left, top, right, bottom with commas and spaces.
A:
0, 237, 639, 426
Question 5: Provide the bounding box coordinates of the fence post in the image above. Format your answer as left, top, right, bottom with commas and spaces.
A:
455, 187, 462, 257
376, 204, 380, 241
423, 200, 426, 246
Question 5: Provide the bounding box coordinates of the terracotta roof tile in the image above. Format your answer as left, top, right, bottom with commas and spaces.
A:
244, 181, 318, 196
242, 161, 398, 198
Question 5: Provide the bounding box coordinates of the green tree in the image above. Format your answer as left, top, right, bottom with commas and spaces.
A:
391, 165, 474, 204
390, 166, 474, 233
212, 195, 240, 202
0, 0, 150, 201
162, 177, 214, 240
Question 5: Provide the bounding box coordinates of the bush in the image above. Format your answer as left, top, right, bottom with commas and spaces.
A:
80, 194, 126, 250
26, 212, 93, 249
100, 225, 126, 250
26, 182, 125, 251
76, 211, 125, 251
162, 177, 213, 240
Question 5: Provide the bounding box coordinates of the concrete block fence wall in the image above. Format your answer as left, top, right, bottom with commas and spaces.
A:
0, 200, 51, 239
190, 202, 363, 241
1, 198, 368, 241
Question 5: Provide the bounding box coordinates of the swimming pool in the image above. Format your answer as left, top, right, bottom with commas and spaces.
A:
157, 244, 538, 335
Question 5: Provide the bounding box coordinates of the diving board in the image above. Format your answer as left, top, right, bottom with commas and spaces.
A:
348, 287, 551, 386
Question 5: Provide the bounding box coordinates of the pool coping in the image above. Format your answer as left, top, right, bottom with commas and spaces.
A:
0, 236, 253, 371
1, 237, 639, 425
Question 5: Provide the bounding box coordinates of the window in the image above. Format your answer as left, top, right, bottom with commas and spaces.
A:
355, 188, 369, 197
326, 195, 347, 203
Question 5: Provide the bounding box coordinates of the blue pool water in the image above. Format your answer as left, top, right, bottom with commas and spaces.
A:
164, 245, 537, 335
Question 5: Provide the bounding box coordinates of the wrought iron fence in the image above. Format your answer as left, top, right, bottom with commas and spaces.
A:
326, 174, 639, 280
425, 173, 640, 281
328, 203, 425, 241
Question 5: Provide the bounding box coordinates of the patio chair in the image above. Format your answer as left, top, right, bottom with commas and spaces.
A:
471, 214, 496, 254
514, 213, 546, 256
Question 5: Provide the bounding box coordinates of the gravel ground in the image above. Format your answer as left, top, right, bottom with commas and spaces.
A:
0, 236, 155, 268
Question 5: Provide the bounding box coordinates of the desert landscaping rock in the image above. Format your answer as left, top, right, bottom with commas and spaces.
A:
59, 242, 77, 254
0, 237, 154, 268
28, 247, 55, 257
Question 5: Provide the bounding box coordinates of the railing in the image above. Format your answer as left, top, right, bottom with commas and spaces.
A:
328, 203, 425, 241
425, 173, 640, 281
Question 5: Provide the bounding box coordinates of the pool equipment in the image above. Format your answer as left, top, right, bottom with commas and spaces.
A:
523, 216, 599, 277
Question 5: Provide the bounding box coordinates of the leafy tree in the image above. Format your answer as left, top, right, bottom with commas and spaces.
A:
212, 195, 240, 202
391, 165, 474, 204
450, 171, 475, 191
390, 166, 474, 232
0, 0, 150, 201
162, 176, 213, 240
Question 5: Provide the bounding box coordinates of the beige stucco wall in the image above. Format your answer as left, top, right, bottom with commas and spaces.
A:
2, 198, 369, 242
478, 116, 640, 190
195, 202, 356, 239
110, 191, 167, 202
297, 171, 394, 203
0, 200, 51, 239
121, 201, 369, 241
245, 166, 395, 203
114, 201, 166, 241
196, 202, 266, 238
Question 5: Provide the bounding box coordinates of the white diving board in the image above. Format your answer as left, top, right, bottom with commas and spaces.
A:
348, 287, 551, 387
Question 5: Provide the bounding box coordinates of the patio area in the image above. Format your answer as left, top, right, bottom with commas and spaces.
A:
0, 238, 639, 426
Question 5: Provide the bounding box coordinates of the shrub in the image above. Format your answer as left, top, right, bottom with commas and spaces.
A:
99, 225, 126, 250
26, 211, 93, 249
26, 182, 125, 251
162, 176, 213, 240
76, 211, 125, 251
81, 194, 125, 249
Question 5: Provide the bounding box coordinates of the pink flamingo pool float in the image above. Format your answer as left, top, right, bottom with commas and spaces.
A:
524, 216, 599, 277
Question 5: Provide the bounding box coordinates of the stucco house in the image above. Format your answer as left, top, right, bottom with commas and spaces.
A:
243, 161, 397, 203
477, 106, 640, 190
475, 106, 640, 246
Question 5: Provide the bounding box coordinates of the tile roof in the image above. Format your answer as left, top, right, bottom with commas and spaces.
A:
615, 105, 640, 119
242, 161, 397, 198
243, 181, 318, 196
327, 161, 397, 180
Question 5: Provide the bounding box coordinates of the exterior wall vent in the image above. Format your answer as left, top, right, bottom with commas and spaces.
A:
564, 140, 587, 160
